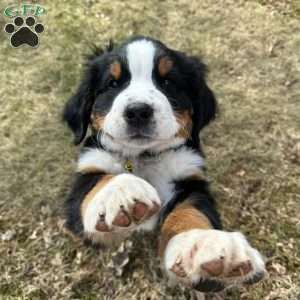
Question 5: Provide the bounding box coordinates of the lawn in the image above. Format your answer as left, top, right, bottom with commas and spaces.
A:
0, 0, 299, 299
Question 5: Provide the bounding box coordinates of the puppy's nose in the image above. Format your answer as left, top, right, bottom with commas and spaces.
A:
124, 103, 154, 126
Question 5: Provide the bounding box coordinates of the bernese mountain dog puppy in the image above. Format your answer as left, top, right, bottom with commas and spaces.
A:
63, 36, 266, 294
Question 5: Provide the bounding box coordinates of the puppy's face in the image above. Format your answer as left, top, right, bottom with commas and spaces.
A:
64, 37, 217, 154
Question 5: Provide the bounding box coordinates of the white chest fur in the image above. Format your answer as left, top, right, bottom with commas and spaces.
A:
77, 147, 204, 206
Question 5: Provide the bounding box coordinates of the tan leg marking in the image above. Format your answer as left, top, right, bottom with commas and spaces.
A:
159, 200, 212, 257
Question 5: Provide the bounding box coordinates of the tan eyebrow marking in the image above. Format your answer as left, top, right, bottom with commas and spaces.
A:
110, 61, 121, 80
158, 56, 173, 77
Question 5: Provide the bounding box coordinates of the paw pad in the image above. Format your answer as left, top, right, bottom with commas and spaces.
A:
132, 201, 148, 222
201, 258, 224, 277
95, 214, 110, 232
95, 200, 160, 232
112, 207, 132, 227
4, 16, 44, 48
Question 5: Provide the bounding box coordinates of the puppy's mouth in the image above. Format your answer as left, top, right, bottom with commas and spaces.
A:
128, 133, 153, 140
103, 130, 172, 149
101, 129, 185, 155
120, 133, 157, 145
109, 126, 157, 142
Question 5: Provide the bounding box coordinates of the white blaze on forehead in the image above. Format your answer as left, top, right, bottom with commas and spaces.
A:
126, 40, 156, 81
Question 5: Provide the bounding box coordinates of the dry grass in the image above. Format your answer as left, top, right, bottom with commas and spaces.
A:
0, 0, 300, 299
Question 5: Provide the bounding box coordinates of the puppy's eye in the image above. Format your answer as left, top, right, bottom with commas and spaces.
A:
108, 79, 119, 88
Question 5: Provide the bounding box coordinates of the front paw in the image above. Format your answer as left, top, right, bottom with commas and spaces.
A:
83, 174, 161, 234
164, 229, 266, 293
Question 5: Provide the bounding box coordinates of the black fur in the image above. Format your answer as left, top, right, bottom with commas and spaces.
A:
63, 72, 94, 145
193, 278, 225, 293
166, 51, 217, 149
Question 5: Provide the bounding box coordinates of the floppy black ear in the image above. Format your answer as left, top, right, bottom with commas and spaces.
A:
63, 72, 94, 145
179, 54, 217, 146
191, 74, 217, 144
63, 43, 115, 145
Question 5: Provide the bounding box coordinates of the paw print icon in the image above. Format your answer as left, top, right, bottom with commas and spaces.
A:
4, 16, 44, 48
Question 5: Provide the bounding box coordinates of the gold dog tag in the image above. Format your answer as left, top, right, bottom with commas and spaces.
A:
124, 159, 134, 173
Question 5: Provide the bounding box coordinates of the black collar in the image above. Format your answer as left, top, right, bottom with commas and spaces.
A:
143, 143, 186, 158
88, 131, 187, 159
103, 142, 186, 160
